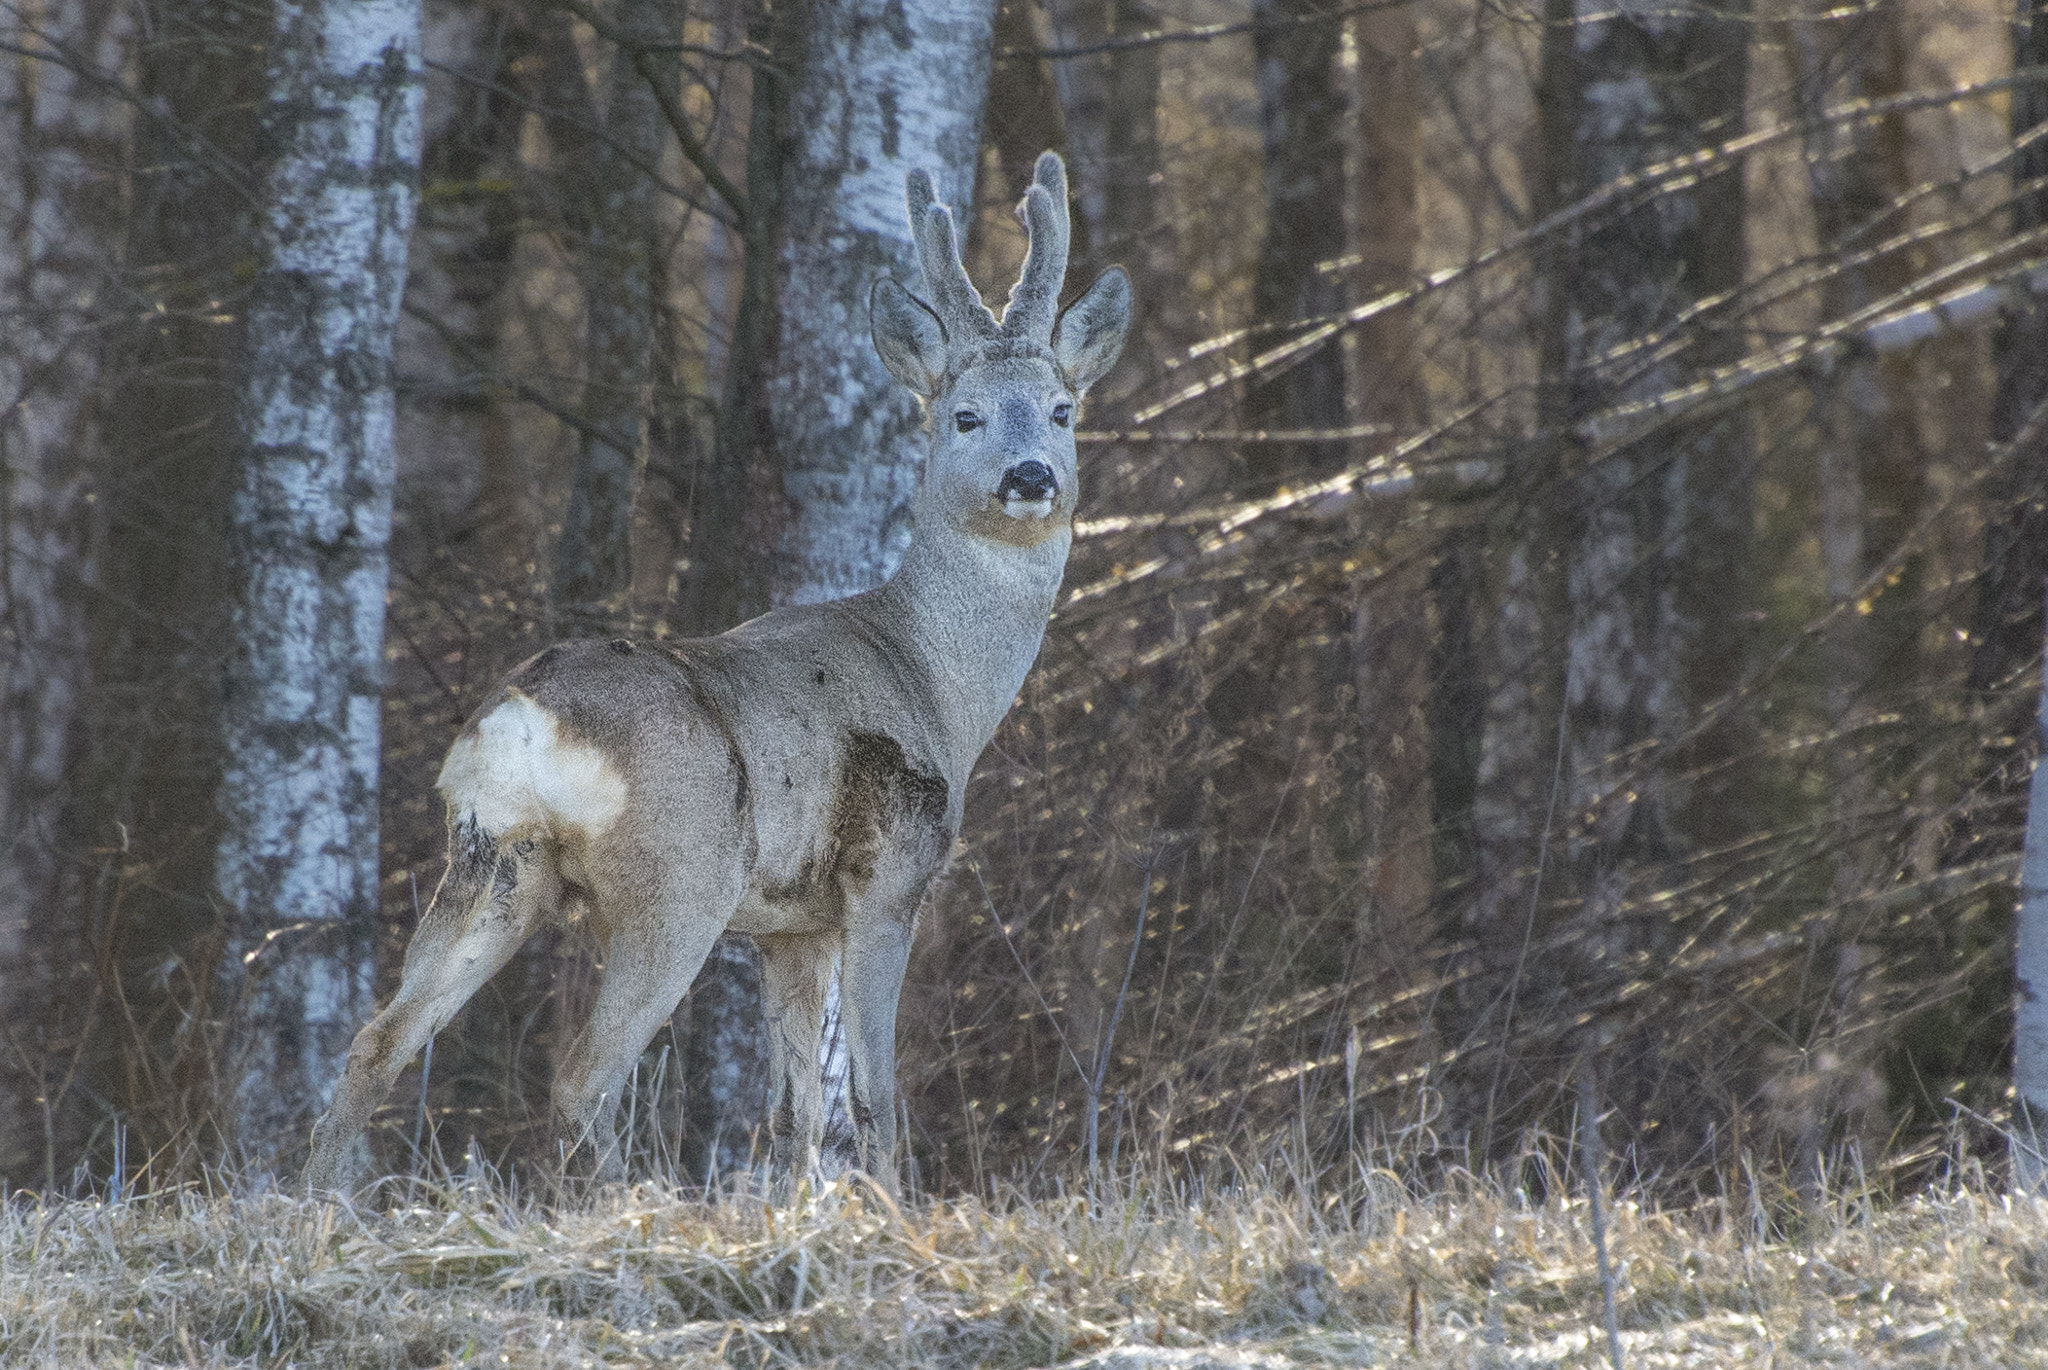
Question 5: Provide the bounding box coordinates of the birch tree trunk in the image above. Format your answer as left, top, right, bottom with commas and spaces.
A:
1792, 2, 1918, 806
2018, 598, 2048, 1193
761, 0, 996, 608
1992, 0, 2048, 1196
0, 0, 128, 1189
1468, 0, 1748, 1144
1785, 0, 1918, 1167
214, 0, 423, 1176
1549, 0, 1749, 922
687, 0, 997, 1176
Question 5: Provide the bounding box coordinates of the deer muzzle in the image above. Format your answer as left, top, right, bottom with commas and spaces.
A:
996, 460, 1058, 518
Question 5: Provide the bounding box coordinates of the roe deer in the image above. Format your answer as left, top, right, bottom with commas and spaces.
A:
303, 152, 1129, 1193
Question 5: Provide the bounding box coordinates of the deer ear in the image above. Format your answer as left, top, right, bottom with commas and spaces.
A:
1052, 267, 1130, 395
871, 277, 949, 397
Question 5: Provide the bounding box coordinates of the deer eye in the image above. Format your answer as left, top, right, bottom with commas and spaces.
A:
955, 411, 982, 433
1051, 403, 1072, 428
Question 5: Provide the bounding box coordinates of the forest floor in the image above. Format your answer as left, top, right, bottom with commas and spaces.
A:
2, 1160, 2044, 1368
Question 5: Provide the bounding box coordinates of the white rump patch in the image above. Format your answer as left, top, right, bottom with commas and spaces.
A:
1002, 497, 1054, 520
436, 692, 628, 838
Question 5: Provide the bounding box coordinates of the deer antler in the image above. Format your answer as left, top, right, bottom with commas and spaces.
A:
906, 170, 999, 342
1000, 152, 1071, 345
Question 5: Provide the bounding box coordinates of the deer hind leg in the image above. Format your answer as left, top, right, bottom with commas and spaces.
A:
304, 825, 556, 1193
551, 879, 740, 1183
756, 932, 838, 1196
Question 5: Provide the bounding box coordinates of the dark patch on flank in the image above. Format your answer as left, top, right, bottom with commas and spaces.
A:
608, 637, 635, 655
850, 1087, 875, 1133
756, 734, 948, 922
831, 732, 948, 876
815, 669, 827, 685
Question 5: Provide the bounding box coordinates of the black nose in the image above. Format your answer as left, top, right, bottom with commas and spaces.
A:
997, 460, 1057, 502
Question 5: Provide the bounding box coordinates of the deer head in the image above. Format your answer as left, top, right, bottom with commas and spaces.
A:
870, 152, 1130, 547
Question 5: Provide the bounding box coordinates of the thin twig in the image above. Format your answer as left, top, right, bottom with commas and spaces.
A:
546, 0, 752, 221
1579, 1064, 1626, 1370
1087, 829, 1158, 1188
1003, 0, 1412, 61
398, 301, 631, 453
546, 0, 768, 63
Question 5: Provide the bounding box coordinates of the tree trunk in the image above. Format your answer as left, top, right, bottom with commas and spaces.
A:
1787, 0, 1919, 1174
548, 0, 682, 637
1037, 0, 1161, 382
685, 0, 998, 1177
1991, 0, 2048, 1195
2017, 589, 2048, 1193
1346, 1, 1431, 958
980, 0, 1067, 221
1246, 0, 1348, 479
0, 0, 127, 1190
1468, 0, 1749, 1150
760, 0, 997, 608
213, 0, 423, 1176
401, 0, 527, 566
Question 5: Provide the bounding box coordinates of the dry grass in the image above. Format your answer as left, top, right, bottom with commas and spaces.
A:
5, 1159, 2046, 1368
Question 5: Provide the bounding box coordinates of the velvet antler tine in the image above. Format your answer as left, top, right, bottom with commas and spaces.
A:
1000, 152, 1070, 342
904, 171, 996, 340
1032, 149, 1068, 206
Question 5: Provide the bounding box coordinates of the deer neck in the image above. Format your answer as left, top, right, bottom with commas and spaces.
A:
873, 512, 1069, 774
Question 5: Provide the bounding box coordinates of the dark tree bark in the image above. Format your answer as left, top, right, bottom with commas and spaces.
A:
1793, 0, 1921, 908
213, 0, 423, 1175
982, 0, 1068, 213
547, 0, 683, 636
1467, 0, 1750, 1151
1347, 1, 1432, 956
1245, 0, 1348, 478
0, 0, 128, 1190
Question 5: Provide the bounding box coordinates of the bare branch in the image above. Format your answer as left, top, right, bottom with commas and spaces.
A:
541, 0, 750, 220
1001, 0, 1413, 62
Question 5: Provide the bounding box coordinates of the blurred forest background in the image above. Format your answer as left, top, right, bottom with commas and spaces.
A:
2, 0, 2045, 1201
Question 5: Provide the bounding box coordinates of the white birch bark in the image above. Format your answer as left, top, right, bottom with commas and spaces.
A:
764, 0, 997, 608
765, 0, 996, 1164
214, 0, 423, 1175
0, 0, 127, 1188
2017, 596, 2048, 1193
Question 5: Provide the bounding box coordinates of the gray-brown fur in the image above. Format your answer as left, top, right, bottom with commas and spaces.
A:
303, 152, 1128, 1196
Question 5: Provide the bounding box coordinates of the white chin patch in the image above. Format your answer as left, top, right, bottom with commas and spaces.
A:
1001, 497, 1055, 520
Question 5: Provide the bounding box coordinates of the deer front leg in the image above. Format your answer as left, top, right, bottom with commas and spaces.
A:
757, 932, 837, 1196
837, 920, 913, 1191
